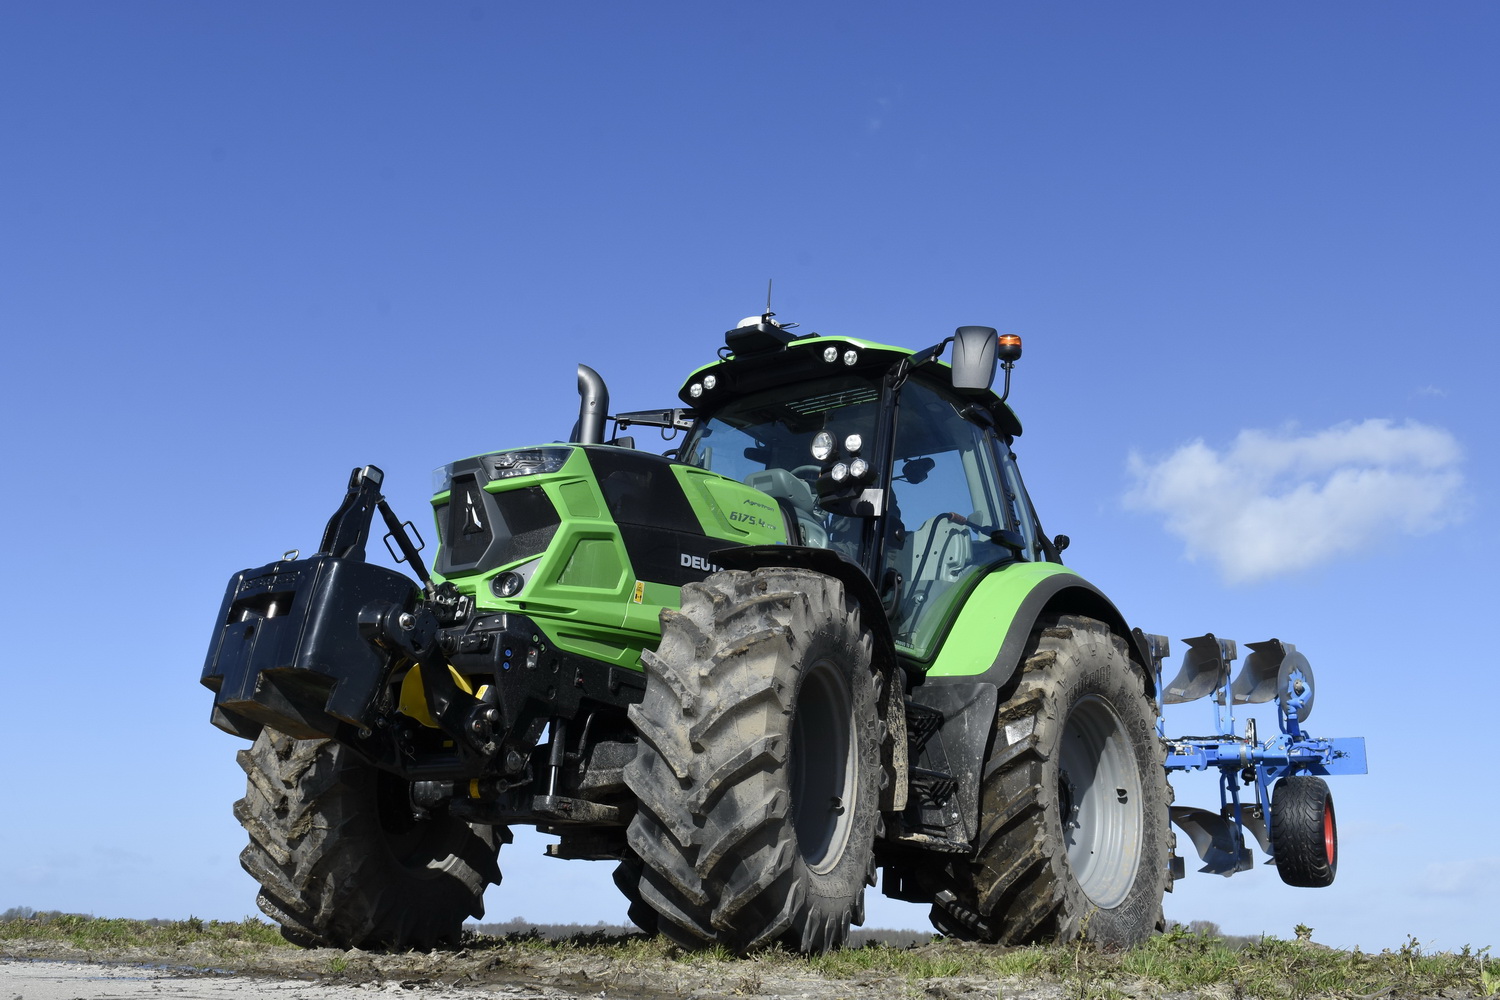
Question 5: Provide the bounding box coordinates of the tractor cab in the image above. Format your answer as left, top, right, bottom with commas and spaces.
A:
669, 317, 1052, 657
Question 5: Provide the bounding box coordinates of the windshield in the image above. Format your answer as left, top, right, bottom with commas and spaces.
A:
679, 374, 883, 553
681, 374, 880, 477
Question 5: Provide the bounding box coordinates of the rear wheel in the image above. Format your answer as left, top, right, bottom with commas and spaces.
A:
931, 615, 1170, 947
236, 729, 503, 949
1270, 776, 1337, 887
622, 568, 882, 953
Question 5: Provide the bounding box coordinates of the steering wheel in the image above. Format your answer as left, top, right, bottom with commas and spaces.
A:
791, 465, 823, 486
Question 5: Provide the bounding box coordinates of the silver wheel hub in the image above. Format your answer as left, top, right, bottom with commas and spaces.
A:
1059, 695, 1143, 908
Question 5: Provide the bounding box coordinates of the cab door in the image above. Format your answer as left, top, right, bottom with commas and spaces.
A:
882, 380, 1020, 657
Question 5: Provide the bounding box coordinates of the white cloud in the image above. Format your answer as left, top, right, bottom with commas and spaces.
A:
1124, 419, 1465, 584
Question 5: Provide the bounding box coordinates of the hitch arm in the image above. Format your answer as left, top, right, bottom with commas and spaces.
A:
319, 465, 385, 560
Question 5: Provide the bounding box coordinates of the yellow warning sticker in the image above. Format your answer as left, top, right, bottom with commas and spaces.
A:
632, 580, 645, 604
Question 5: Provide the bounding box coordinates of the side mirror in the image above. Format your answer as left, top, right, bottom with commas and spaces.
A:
950, 326, 998, 391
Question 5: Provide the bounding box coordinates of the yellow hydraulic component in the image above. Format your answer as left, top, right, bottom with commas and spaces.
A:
397, 665, 487, 728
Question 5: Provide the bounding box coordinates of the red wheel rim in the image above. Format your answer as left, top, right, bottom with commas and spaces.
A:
1322, 798, 1337, 866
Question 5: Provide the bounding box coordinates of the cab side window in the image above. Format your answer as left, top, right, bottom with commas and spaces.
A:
883, 380, 1015, 653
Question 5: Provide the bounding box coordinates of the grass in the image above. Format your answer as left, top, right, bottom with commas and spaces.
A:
1, 910, 1494, 998
458, 922, 1497, 998
0, 909, 287, 952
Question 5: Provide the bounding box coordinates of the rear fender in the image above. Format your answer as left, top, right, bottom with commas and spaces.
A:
920, 563, 1153, 697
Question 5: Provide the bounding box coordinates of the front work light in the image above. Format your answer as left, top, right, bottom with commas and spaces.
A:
811, 431, 835, 462
491, 572, 525, 598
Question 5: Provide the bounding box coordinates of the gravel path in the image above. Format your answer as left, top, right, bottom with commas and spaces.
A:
0, 953, 1074, 1000
2, 959, 576, 1000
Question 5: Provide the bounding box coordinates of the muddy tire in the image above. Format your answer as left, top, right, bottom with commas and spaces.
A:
235, 728, 503, 949
1270, 776, 1337, 887
622, 568, 882, 953
612, 853, 660, 935
931, 615, 1169, 947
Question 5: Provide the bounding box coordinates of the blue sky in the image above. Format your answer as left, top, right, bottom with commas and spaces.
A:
1, 2, 1495, 953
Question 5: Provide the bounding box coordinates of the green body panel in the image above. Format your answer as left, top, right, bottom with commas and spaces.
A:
920, 562, 1083, 678
671, 465, 789, 546
429, 446, 791, 674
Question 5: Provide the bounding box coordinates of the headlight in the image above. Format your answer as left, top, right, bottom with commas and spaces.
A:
849, 458, 869, 479
830, 462, 849, 482
481, 446, 574, 481
491, 571, 525, 598
811, 431, 835, 462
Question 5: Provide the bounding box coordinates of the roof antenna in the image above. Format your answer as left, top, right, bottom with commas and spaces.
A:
764, 278, 774, 323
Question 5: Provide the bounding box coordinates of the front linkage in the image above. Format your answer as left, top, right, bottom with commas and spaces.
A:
201, 465, 641, 831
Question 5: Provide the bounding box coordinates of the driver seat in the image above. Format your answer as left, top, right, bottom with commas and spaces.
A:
744, 469, 829, 549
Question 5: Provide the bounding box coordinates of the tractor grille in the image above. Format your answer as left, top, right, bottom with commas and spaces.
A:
435, 477, 560, 575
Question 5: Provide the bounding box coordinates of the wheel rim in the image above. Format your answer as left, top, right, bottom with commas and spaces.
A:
1058, 695, 1143, 908
789, 658, 856, 874
1323, 796, 1337, 867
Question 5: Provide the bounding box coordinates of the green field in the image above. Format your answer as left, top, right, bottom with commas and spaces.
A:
1, 910, 1494, 999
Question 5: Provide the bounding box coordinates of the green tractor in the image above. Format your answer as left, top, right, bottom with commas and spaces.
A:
200, 315, 1182, 953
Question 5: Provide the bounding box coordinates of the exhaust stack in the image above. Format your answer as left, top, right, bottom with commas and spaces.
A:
574, 364, 610, 445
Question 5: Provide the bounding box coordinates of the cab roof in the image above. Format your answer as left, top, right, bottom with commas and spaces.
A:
678, 332, 1022, 437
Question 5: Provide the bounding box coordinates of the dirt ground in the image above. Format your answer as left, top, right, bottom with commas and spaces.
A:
0, 938, 1081, 1000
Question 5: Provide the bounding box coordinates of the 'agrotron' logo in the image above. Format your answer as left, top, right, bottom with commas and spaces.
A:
680, 554, 723, 573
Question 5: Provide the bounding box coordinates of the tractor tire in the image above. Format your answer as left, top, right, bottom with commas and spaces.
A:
235, 728, 503, 950
612, 852, 660, 935
931, 614, 1170, 947
622, 567, 882, 953
1270, 776, 1337, 887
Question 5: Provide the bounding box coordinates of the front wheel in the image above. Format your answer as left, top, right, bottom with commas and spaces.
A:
236, 729, 504, 949
622, 568, 882, 953
931, 615, 1170, 947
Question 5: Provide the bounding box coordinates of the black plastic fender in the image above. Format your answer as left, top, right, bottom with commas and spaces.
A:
709, 544, 892, 649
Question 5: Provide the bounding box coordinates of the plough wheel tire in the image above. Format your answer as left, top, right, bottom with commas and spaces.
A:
235, 729, 504, 949
623, 568, 882, 954
1271, 776, 1337, 887
931, 615, 1170, 947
